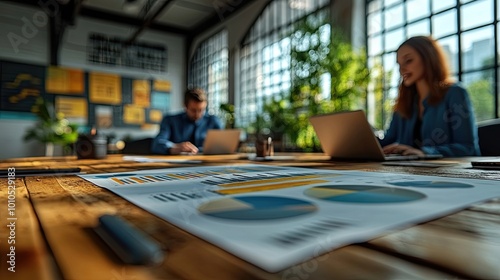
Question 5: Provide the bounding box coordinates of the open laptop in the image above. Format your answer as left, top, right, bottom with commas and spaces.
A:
201, 129, 241, 155
309, 110, 443, 161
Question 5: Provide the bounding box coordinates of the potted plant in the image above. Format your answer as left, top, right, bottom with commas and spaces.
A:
219, 103, 235, 129
23, 97, 79, 156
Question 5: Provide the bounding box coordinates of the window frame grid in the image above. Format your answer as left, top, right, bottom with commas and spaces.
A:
366, 0, 500, 129
188, 29, 229, 117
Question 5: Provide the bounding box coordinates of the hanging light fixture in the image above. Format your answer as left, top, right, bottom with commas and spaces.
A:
123, 0, 141, 13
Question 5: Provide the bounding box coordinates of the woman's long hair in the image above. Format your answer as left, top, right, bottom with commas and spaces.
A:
394, 36, 454, 118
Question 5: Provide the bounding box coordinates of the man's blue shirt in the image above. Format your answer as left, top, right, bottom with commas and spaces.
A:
151, 112, 223, 154
379, 84, 481, 156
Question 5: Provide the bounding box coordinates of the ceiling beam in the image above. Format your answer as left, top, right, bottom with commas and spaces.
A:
2, 0, 259, 40
188, 0, 257, 39
125, 0, 175, 45
49, 13, 63, 65
79, 6, 187, 35
0, 0, 39, 7
0, 0, 188, 35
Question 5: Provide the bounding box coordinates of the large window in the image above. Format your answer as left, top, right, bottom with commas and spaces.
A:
367, 0, 499, 130
188, 30, 228, 116
239, 0, 330, 128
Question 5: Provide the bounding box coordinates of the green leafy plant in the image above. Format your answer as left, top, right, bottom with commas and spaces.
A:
249, 93, 296, 144
262, 95, 294, 138
219, 103, 235, 128
248, 12, 370, 152
286, 14, 370, 151
23, 97, 79, 146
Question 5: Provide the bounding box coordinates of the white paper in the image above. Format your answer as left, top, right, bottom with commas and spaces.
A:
122, 155, 202, 164
80, 164, 500, 272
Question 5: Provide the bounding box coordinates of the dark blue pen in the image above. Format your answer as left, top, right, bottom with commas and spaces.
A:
95, 214, 164, 265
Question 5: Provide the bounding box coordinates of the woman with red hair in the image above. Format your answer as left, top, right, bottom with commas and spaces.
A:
380, 36, 480, 157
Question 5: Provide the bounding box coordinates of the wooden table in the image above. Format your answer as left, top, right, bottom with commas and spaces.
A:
1, 153, 500, 279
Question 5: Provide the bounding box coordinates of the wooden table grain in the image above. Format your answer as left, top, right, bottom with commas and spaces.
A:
1, 154, 499, 279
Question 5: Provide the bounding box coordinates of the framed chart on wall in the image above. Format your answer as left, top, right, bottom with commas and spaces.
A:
150, 79, 171, 120
46, 66, 85, 95
0, 60, 172, 129
0, 61, 45, 112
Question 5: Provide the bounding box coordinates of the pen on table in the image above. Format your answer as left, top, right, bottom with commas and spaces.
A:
0, 167, 82, 177
94, 214, 164, 265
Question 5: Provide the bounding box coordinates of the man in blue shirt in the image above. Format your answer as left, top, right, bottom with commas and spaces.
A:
151, 88, 223, 154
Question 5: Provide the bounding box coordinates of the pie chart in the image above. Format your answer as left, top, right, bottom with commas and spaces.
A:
389, 181, 474, 188
198, 196, 317, 220
304, 185, 426, 203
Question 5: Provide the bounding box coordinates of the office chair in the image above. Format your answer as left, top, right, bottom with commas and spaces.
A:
477, 118, 500, 156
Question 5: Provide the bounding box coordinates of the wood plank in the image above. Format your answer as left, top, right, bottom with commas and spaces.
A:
54, 175, 458, 279
54, 175, 270, 279
367, 164, 500, 180
277, 245, 456, 279
24, 175, 168, 280
3, 155, 497, 279
0, 177, 55, 280
369, 208, 500, 279
470, 197, 500, 215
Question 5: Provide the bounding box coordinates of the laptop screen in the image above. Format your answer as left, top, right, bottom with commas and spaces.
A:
310, 110, 443, 161
309, 110, 386, 161
202, 129, 241, 155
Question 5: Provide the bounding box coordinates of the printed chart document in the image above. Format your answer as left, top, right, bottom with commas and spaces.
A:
80, 165, 500, 272
122, 156, 201, 164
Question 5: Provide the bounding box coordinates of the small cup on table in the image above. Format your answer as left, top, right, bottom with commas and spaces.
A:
256, 137, 274, 158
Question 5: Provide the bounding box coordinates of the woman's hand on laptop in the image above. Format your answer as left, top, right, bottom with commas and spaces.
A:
382, 143, 425, 156
170, 142, 199, 155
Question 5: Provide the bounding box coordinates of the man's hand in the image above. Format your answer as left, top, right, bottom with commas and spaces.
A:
382, 143, 425, 156
169, 142, 199, 155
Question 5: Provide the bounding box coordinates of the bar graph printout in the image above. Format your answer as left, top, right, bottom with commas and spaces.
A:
80, 165, 500, 272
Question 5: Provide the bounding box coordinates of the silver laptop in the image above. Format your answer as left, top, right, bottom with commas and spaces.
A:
201, 129, 241, 155
309, 110, 442, 161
